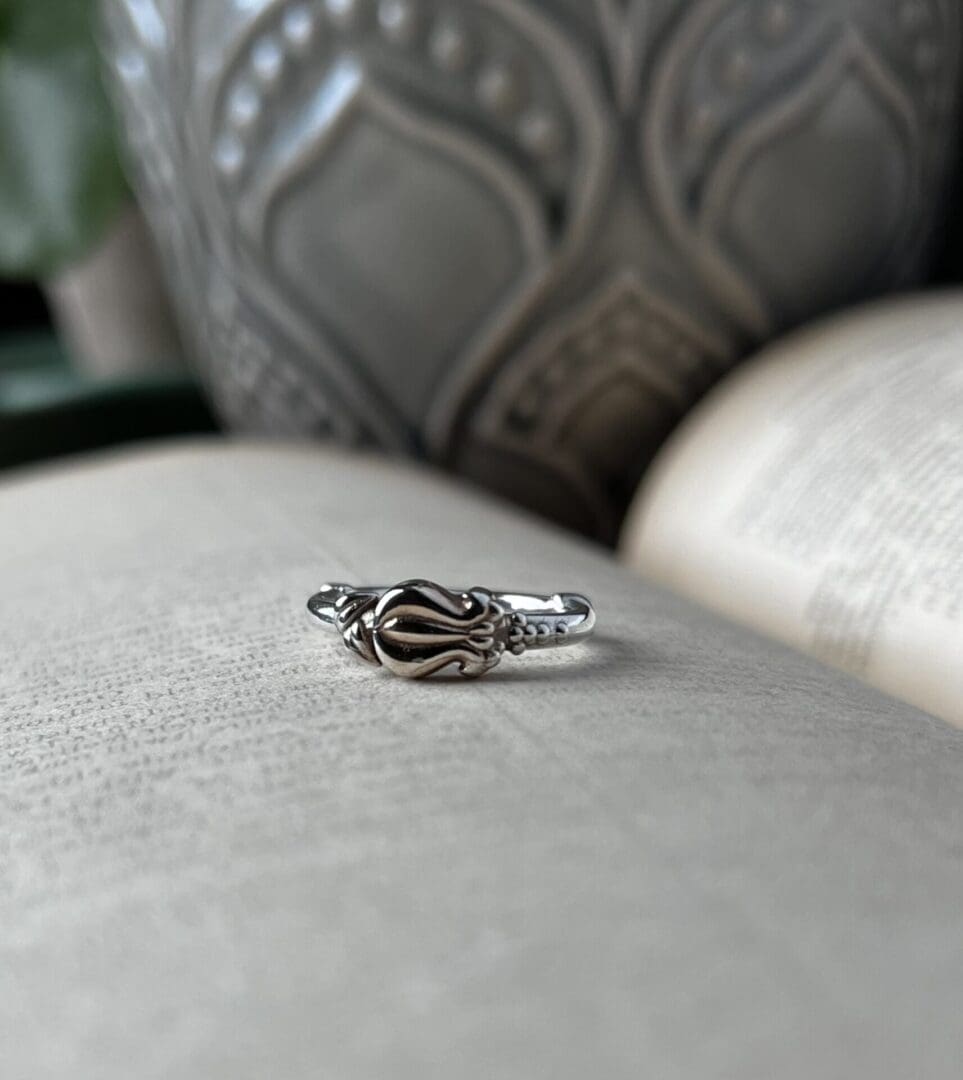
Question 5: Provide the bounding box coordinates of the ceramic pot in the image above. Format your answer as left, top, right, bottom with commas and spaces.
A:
103, 0, 961, 538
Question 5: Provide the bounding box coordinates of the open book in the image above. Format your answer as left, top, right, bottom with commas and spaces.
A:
623, 293, 963, 728
2, 308, 963, 1077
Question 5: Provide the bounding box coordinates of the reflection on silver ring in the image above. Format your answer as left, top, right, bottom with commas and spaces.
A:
308, 579, 596, 680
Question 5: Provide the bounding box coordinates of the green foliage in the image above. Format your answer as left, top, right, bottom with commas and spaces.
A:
0, 0, 128, 278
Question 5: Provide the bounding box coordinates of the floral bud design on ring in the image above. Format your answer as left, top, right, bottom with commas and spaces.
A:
337, 580, 507, 679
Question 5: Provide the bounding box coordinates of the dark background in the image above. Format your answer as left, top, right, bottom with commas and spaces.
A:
1, 284, 49, 333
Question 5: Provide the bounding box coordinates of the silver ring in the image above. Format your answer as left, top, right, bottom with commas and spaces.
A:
308, 579, 596, 680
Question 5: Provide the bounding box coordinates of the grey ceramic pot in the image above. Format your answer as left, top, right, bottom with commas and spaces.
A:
103, 0, 961, 539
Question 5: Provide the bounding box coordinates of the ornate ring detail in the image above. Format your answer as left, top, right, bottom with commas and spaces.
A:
308, 579, 596, 679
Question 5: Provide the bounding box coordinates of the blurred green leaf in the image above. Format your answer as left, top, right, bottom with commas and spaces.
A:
0, 0, 129, 279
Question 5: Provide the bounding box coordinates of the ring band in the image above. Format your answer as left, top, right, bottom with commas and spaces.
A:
308, 579, 596, 680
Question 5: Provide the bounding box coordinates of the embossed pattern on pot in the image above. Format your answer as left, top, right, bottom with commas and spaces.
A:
102, 0, 962, 539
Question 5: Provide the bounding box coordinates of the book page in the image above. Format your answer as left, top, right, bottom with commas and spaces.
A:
623, 293, 963, 727
3, 442, 962, 1078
